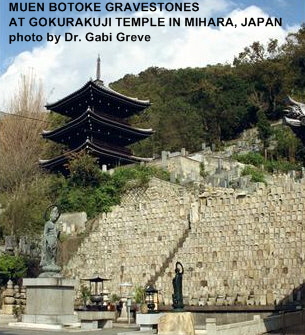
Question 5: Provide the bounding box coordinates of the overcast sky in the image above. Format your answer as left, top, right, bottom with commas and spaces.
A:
0, 0, 304, 108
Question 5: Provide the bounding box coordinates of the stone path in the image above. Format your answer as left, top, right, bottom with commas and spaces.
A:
0, 326, 140, 335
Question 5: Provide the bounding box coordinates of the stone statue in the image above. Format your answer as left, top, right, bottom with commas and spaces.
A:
172, 261, 184, 310
39, 205, 61, 277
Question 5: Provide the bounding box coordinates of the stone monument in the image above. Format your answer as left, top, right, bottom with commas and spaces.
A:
20, 205, 78, 329
117, 282, 134, 324
2, 280, 15, 314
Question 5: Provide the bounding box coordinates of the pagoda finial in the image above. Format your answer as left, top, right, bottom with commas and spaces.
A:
96, 54, 101, 81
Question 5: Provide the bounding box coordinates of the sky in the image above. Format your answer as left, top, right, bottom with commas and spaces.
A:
0, 0, 304, 108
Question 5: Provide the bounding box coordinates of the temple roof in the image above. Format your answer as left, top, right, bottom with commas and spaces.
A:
39, 138, 152, 171
42, 107, 154, 146
283, 96, 305, 127
46, 80, 151, 118
283, 116, 302, 127
42, 60, 153, 171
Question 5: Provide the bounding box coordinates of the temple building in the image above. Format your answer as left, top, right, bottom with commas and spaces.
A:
283, 96, 305, 144
283, 96, 305, 127
40, 57, 154, 172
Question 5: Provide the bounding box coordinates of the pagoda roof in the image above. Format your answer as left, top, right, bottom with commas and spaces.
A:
39, 138, 152, 171
42, 108, 154, 146
46, 80, 151, 118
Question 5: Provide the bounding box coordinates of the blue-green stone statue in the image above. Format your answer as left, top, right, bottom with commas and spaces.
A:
172, 261, 184, 310
39, 205, 61, 277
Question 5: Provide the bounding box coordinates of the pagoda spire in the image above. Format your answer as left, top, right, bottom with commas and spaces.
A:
96, 54, 101, 81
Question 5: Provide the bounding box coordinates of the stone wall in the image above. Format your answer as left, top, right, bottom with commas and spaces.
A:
64, 178, 194, 295
156, 175, 305, 305
63, 175, 305, 306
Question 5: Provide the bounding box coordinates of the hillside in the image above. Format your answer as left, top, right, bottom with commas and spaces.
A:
111, 25, 305, 157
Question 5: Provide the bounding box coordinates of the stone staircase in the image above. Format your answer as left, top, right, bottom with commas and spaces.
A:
146, 226, 191, 286
63, 178, 194, 295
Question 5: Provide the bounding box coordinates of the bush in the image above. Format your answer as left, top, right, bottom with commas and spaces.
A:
234, 148, 301, 174
234, 152, 265, 167
133, 285, 145, 304
264, 159, 301, 173
112, 164, 170, 191
242, 166, 266, 184
199, 162, 208, 178
80, 284, 91, 307
0, 254, 27, 283
52, 154, 170, 219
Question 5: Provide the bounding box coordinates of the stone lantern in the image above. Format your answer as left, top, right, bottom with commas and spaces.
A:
145, 285, 158, 313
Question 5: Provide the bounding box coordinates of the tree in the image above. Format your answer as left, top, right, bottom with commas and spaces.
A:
257, 110, 272, 155
0, 72, 51, 237
66, 151, 104, 187
283, 24, 305, 91
233, 39, 289, 119
272, 125, 302, 163
0, 72, 47, 192
0, 177, 52, 236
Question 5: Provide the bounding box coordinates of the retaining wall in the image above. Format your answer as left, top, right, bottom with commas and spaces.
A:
64, 175, 305, 306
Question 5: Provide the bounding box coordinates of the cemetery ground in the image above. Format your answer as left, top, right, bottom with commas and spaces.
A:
1, 324, 305, 334
0, 324, 138, 335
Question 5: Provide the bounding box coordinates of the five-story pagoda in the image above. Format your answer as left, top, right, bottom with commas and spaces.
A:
40, 57, 154, 172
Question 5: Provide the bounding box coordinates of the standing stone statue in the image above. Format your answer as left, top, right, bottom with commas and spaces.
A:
172, 261, 184, 310
39, 205, 61, 277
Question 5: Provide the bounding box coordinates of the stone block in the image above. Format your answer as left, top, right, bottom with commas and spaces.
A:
266, 290, 274, 305
2, 304, 14, 314
136, 313, 164, 331
77, 311, 115, 321
22, 277, 77, 326
259, 295, 267, 306
22, 314, 78, 324
158, 312, 195, 335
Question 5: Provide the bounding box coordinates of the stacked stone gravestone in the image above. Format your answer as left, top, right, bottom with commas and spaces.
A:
2, 280, 15, 314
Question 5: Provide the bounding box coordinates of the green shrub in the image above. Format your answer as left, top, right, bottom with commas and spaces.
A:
112, 164, 170, 191
80, 284, 91, 307
0, 254, 26, 283
234, 152, 264, 167
242, 166, 266, 184
235, 149, 301, 175
110, 293, 120, 303
264, 159, 301, 173
52, 154, 170, 219
199, 162, 208, 178
133, 285, 145, 304
13, 305, 25, 321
